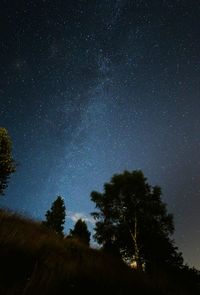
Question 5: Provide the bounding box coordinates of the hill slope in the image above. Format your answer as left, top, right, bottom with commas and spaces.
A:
0, 209, 198, 295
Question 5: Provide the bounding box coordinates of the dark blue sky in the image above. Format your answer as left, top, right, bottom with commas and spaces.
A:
0, 0, 200, 268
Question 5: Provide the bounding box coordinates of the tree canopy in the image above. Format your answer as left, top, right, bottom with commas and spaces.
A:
70, 219, 91, 246
0, 128, 16, 195
43, 196, 66, 236
91, 170, 183, 272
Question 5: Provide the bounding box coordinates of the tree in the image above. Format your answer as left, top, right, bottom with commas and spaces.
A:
0, 128, 16, 195
91, 170, 183, 272
43, 196, 66, 236
69, 219, 91, 246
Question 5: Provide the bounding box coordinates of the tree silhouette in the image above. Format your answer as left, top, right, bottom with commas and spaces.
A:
70, 219, 90, 246
91, 170, 183, 272
43, 196, 66, 236
0, 128, 16, 195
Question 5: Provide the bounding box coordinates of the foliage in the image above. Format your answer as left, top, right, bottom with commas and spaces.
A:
0, 128, 16, 195
0, 209, 199, 295
91, 170, 183, 272
69, 219, 91, 246
43, 196, 66, 236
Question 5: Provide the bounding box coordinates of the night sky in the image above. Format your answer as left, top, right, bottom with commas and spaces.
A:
0, 0, 200, 268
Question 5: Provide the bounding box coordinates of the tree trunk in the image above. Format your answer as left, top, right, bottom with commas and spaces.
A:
129, 214, 143, 271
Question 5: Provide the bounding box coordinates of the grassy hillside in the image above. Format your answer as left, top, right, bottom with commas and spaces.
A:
0, 209, 198, 295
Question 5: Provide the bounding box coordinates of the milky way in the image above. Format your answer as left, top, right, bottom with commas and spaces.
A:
0, 1, 200, 268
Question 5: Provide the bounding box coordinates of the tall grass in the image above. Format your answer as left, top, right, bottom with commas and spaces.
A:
0, 209, 198, 295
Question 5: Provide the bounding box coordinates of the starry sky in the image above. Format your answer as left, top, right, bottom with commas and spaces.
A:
0, 0, 200, 268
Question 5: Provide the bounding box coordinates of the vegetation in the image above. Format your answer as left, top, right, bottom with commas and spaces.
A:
43, 196, 66, 236
0, 131, 199, 294
91, 170, 183, 272
69, 219, 91, 246
0, 128, 16, 195
0, 209, 199, 295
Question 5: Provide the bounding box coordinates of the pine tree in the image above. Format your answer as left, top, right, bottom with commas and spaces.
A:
70, 219, 90, 246
43, 196, 66, 236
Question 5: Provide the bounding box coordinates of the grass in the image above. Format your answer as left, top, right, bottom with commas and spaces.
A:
0, 209, 199, 295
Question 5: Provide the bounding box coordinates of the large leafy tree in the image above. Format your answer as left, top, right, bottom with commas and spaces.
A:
70, 219, 91, 246
43, 196, 66, 236
91, 170, 183, 272
0, 128, 16, 195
